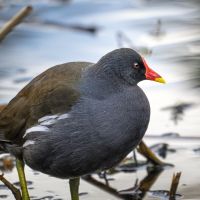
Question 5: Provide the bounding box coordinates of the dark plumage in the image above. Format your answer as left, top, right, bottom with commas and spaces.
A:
0, 48, 164, 180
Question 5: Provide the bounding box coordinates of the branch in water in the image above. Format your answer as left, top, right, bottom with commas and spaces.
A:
169, 172, 182, 200
0, 173, 22, 200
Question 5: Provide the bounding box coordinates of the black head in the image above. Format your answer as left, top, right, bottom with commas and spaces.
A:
96, 48, 165, 85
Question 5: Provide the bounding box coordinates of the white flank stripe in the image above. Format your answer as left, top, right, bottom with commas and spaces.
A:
38, 115, 58, 123
58, 113, 70, 120
23, 125, 49, 138
23, 113, 70, 138
40, 119, 57, 126
23, 140, 35, 148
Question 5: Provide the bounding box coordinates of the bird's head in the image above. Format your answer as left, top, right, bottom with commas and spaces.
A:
96, 48, 165, 85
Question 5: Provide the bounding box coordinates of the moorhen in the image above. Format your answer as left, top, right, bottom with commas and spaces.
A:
0, 48, 165, 200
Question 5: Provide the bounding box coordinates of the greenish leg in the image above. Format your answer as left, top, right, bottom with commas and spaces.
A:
16, 159, 30, 200
69, 177, 80, 200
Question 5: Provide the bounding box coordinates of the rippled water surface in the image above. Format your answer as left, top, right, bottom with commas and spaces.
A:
0, 0, 200, 199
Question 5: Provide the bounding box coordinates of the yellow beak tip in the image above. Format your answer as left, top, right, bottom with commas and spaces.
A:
155, 77, 166, 84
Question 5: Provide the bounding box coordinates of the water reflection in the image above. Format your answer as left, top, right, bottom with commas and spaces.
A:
149, 19, 166, 38
116, 31, 152, 56
150, 143, 176, 159
83, 167, 163, 200
161, 102, 197, 125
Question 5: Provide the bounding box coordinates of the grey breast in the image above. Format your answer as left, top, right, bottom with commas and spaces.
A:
22, 85, 150, 179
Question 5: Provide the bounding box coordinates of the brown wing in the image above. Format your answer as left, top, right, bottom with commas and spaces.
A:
0, 62, 92, 144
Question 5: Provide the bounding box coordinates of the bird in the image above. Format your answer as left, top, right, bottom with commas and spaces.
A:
0, 48, 165, 200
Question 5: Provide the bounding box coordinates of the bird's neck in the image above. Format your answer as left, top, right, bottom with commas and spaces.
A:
80, 65, 135, 99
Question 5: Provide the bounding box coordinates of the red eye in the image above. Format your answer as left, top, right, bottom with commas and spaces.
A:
133, 62, 140, 69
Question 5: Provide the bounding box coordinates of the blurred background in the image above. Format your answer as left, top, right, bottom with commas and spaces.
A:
0, 0, 200, 199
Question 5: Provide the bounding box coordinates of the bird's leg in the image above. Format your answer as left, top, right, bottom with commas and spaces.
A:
69, 177, 80, 200
16, 159, 30, 200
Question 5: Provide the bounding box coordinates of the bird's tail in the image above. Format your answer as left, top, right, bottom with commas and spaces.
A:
0, 130, 11, 153
0, 141, 8, 153
0, 131, 22, 157
0, 104, 23, 157
0, 104, 12, 153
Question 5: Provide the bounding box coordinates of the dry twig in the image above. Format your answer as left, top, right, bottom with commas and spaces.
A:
0, 6, 32, 41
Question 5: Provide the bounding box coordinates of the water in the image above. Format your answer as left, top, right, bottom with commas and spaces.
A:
0, 0, 200, 199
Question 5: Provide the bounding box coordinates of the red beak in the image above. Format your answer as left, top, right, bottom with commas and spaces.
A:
142, 57, 166, 83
